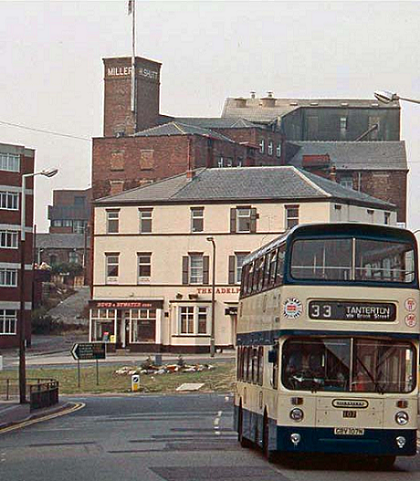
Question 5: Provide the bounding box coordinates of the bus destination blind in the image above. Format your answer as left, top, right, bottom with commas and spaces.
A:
309, 301, 396, 322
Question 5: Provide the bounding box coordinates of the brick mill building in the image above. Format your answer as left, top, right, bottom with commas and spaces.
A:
0, 142, 34, 349
92, 55, 408, 225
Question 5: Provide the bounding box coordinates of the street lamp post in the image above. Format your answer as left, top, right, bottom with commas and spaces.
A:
374, 90, 420, 105
19, 168, 58, 404
206, 236, 216, 357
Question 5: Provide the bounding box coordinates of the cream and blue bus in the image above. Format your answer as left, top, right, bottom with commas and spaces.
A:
235, 223, 419, 467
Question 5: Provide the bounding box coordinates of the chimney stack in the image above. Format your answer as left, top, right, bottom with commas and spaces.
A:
234, 97, 247, 108
250, 91, 256, 99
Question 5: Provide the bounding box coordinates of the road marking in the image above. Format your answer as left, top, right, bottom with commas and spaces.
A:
0, 402, 85, 435
213, 410, 223, 436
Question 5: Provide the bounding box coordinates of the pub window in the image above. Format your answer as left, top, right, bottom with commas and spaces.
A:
139, 208, 153, 233
259, 139, 265, 154
285, 205, 299, 230
191, 208, 204, 233
180, 306, 194, 334
138, 253, 151, 281
276, 143, 282, 158
268, 141, 273, 156
106, 210, 119, 234
189, 254, 204, 284
105, 253, 119, 284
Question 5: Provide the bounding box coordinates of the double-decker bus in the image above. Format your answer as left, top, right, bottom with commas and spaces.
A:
235, 223, 419, 467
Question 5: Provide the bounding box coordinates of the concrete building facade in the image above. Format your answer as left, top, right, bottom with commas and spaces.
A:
0, 142, 34, 348
90, 167, 396, 353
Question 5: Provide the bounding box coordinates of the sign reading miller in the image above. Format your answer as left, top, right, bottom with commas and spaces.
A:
106, 66, 159, 80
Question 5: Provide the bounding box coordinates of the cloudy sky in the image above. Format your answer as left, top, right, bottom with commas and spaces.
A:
0, 0, 419, 231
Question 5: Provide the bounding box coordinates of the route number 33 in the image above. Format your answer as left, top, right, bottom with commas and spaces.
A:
310, 304, 332, 318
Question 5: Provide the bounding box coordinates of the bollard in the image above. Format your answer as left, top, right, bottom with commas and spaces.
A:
155, 354, 162, 366
131, 374, 140, 392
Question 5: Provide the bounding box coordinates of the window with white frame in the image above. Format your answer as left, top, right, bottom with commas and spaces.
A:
138, 253, 151, 281
259, 139, 265, 154
0, 269, 18, 287
73, 220, 86, 233
0, 309, 17, 334
106, 210, 119, 234
191, 208, 204, 233
139, 209, 152, 233
276, 143, 282, 158
131, 308, 156, 343
237, 208, 251, 233
105, 253, 119, 284
268, 141, 273, 156
340, 117, 348, 130
0, 191, 18, 210
0, 230, 18, 249
235, 253, 248, 284
339, 176, 354, 190
90, 308, 116, 342
189, 254, 204, 284
0, 153, 20, 172
179, 306, 208, 335
285, 205, 299, 230
68, 251, 79, 264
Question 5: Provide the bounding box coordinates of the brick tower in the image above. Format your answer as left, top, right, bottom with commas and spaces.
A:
103, 56, 162, 137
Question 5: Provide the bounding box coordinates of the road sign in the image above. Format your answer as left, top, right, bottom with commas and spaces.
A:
71, 343, 106, 361
131, 374, 140, 392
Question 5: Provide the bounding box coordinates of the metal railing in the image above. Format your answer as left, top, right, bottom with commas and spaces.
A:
0, 378, 59, 411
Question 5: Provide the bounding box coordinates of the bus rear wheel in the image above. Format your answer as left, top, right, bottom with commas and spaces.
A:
238, 405, 252, 448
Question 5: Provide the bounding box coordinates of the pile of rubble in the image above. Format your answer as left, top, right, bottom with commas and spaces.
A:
115, 356, 215, 376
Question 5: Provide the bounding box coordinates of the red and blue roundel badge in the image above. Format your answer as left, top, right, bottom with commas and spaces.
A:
283, 298, 303, 319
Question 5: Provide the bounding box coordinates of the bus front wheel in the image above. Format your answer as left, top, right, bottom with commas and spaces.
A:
375, 456, 396, 470
262, 411, 276, 462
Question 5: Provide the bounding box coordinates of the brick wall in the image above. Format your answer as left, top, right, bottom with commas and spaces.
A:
335, 170, 407, 223
92, 135, 257, 200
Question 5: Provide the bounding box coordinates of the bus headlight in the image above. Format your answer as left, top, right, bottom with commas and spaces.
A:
290, 408, 304, 422
395, 411, 409, 425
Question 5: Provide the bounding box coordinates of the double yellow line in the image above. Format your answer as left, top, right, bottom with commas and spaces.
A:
0, 402, 85, 435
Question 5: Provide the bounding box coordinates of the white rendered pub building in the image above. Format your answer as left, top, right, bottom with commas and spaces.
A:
89, 167, 396, 353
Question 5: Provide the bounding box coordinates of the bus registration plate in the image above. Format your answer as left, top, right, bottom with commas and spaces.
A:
334, 427, 365, 436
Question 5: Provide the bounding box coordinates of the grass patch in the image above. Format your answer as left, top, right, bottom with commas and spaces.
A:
0, 361, 236, 395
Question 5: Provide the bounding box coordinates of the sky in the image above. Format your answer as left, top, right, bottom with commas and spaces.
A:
0, 0, 420, 232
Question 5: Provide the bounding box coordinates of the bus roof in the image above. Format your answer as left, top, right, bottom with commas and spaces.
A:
244, 223, 417, 264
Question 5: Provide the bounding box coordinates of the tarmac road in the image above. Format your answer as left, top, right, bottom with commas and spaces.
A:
0, 394, 419, 481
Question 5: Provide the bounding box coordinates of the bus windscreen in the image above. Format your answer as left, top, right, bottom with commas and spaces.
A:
282, 337, 416, 394
291, 238, 415, 283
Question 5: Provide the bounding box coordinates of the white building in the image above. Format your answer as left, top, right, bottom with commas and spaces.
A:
90, 166, 396, 353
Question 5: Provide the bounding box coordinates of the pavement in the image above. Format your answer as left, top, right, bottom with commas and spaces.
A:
0, 399, 82, 433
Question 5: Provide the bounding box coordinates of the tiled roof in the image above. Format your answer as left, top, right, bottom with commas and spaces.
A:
133, 121, 234, 143
36, 233, 86, 249
96, 166, 394, 210
287, 141, 407, 171
222, 98, 399, 123
174, 117, 261, 129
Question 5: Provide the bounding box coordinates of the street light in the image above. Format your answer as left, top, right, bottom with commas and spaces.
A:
19, 167, 58, 403
374, 90, 420, 105
206, 236, 216, 358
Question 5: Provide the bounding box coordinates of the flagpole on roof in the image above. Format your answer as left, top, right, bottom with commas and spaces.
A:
129, 0, 136, 117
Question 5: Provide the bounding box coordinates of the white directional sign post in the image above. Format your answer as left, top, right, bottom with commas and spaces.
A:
71, 343, 106, 387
